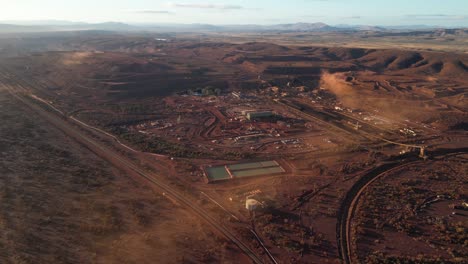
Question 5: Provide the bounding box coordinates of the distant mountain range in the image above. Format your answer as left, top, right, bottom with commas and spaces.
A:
0, 21, 465, 33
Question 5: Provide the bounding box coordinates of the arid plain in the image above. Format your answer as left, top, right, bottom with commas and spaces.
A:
0, 29, 467, 263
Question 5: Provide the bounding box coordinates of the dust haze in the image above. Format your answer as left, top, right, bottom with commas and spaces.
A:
320, 71, 360, 108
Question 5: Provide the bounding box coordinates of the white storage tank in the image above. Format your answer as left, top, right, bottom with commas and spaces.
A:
245, 199, 260, 211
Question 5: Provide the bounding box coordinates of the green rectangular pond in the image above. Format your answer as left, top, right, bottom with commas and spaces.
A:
205, 166, 231, 182
206, 160, 285, 182
227, 160, 279, 171
231, 166, 285, 178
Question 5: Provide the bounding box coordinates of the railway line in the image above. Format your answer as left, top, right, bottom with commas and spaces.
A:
275, 98, 365, 142
0, 72, 266, 264
336, 149, 468, 264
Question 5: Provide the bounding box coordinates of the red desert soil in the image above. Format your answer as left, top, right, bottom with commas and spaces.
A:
0, 89, 242, 263
353, 158, 468, 263
0, 38, 466, 263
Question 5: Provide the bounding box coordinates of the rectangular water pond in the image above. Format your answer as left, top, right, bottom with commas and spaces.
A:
231, 166, 285, 178
205, 160, 285, 182
205, 166, 231, 182
227, 160, 279, 171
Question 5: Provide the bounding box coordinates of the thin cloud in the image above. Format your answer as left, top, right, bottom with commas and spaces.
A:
302, 15, 326, 18
405, 14, 468, 20
134, 10, 174, 14
302, 15, 360, 19
170, 3, 244, 10
406, 14, 450, 17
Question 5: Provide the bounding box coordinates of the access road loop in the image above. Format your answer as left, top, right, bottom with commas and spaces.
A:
337, 148, 468, 264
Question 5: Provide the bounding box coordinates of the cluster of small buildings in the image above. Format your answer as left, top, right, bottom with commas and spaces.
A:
400, 128, 417, 137
134, 120, 173, 133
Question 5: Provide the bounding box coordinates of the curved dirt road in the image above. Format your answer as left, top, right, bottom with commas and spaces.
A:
337, 149, 468, 264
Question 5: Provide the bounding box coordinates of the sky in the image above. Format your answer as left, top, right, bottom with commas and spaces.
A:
1, 0, 468, 27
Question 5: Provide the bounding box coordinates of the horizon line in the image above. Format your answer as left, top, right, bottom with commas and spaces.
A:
0, 20, 467, 29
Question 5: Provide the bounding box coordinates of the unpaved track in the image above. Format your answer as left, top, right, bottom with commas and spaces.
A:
336, 160, 419, 264
0, 75, 265, 264
337, 149, 468, 264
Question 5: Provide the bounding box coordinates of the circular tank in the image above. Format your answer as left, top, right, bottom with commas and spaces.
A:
245, 199, 260, 211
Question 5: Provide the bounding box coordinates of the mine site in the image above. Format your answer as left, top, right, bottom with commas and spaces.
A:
0, 1, 467, 264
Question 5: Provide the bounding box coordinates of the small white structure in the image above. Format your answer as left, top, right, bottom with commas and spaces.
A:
232, 91, 243, 99
245, 199, 261, 211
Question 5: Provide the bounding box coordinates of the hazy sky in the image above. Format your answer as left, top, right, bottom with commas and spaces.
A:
1, 0, 468, 26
